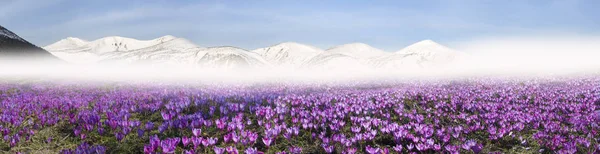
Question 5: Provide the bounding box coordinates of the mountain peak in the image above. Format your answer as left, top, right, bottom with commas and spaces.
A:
45, 37, 88, 50
251, 42, 323, 67
66, 37, 83, 40
0, 25, 26, 42
398, 40, 450, 54
416, 39, 435, 44
65, 37, 88, 43
0, 25, 60, 61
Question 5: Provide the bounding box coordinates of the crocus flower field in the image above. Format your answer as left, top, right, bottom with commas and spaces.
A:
0, 78, 599, 154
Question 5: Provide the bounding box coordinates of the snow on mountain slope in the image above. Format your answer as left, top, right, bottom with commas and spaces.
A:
100, 38, 203, 65
251, 42, 322, 68
44, 35, 199, 64
43, 35, 469, 71
196, 46, 269, 69
302, 43, 387, 70
396, 40, 461, 63
44, 37, 88, 50
371, 40, 467, 70
0, 26, 26, 42
325, 43, 389, 58
302, 53, 370, 70
45, 35, 178, 54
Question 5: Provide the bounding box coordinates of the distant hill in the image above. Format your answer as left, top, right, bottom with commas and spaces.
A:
0, 25, 60, 61
45, 34, 468, 71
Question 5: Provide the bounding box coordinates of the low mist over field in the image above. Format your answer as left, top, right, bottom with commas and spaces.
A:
3, 35, 600, 83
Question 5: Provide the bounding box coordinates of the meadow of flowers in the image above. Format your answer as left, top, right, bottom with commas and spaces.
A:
0, 77, 599, 154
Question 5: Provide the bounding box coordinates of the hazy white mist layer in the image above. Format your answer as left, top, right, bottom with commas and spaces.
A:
454, 36, 600, 74
2, 36, 600, 83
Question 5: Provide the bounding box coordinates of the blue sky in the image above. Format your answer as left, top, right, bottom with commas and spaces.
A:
1, 0, 599, 51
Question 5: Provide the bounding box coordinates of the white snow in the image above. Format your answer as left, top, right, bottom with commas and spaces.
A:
325, 43, 389, 58
196, 46, 269, 69
302, 43, 390, 70
369, 40, 467, 70
45, 35, 179, 54
303, 53, 369, 70
251, 42, 323, 68
100, 38, 203, 65
44, 37, 88, 50
396, 40, 460, 63
44, 36, 467, 71
44, 35, 201, 64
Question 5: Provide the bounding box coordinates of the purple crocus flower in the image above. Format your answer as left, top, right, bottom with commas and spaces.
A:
322, 144, 334, 153
143, 145, 155, 154
137, 129, 144, 138
160, 139, 176, 153
214, 147, 225, 154
262, 137, 272, 147
161, 111, 171, 121
226, 146, 239, 154
472, 143, 483, 154
192, 128, 202, 137
115, 133, 124, 141
289, 146, 302, 154
366, 145, 380, 154
346, 147, 357, 154
207, 137, 218, 145
145, 122, 154, 130
224, 133, 232, 143
149, 135, 160, 148
202, 137, 210, 147
463, 139, 477, 150
407, 143, 414, 150
245, 147, 258, 154
192, 137, 202, 148
182, 136, 191, 147
393, 144, 403, 152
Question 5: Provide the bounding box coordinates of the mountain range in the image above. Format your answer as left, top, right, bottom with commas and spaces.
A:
44, 35, 467, 70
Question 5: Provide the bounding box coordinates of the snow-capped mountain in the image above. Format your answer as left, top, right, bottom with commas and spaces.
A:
45, 35, 200, 64
0, 26, 27, 42
46, 35, 179, 53
43, 37, 88, 50
0, 25, 60, 61
396, 40, 460, 62
251, 42, 322, 68
196, 46, 269, 69
45, 35, 467, 71
302, 43, 389, 70
371, 40, 466, 69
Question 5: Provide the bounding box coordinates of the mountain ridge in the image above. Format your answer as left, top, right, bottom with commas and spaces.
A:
44, 35, 466, 70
